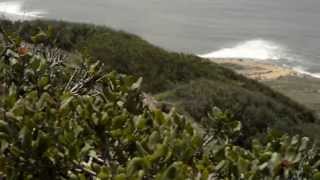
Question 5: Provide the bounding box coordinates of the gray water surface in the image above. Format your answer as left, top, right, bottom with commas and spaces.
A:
3, 0, 320, 74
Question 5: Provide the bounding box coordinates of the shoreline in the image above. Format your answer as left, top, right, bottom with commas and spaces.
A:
210, 58, 303, 81
209, 58, 320, 113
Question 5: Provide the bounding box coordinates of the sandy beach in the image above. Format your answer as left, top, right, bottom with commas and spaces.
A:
211, 58, 297, 81
210, 58, 320, 114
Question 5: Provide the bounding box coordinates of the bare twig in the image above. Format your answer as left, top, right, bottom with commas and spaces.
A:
64, 68, 79, 91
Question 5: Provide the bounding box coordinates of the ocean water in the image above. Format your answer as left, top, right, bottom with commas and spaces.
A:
1, 0, 320, 77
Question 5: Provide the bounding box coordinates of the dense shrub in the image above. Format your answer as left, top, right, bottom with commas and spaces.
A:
159, 79, 310, 138
1, 27, 320, 179
0, 19, 316, 140
0, 33, 204, 178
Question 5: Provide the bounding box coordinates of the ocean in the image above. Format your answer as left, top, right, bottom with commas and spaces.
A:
1, 0, 320, 77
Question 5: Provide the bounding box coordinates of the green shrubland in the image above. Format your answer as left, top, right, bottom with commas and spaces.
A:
1, 27, 320, 179
0, 19, 317, 141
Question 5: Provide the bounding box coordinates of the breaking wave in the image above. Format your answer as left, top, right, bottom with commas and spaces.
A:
198, 39, 320, 79
292, 66, 320, 79
198, 39, 289, 60
0, 1, 45, 20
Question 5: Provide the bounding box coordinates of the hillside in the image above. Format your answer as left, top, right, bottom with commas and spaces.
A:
0, 19, 318, 142
1, 27, 320, 179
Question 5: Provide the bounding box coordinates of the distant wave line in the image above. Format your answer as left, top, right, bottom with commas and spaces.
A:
292, 66, 320, 79
0, 1, 45, 20
198, 39, 320, 79
198, 39, 288, 60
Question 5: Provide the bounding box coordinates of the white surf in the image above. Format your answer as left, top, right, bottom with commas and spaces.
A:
0, 1, 45, 20
198, 39, 288, 61
198, 39, 320, 79
292, 66, 320, 79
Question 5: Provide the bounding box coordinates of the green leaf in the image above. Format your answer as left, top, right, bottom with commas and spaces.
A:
38, 76, 49, 87
29, 57, 41, 71
161, 162, 183, 180
88, 61, 100, 75
131, 77, 143, 90
112, 115, 127, 129
313, 172, 320, 180
60, 96, 74, 113
114, 174, 126, 180
225, 147, 238, 162
97, 166, 110, 179
299, 137, 310, 151
215, 160, 226, 171
148, 131, 160, 149
269, 153, 282, 176
232, 121, 242, 132
0, 120, 8, 131
31, 30, 48, 44
19, 126, 32, 148
149, 144, 167, 162
127, 157, 148, 176
0, 140, 9, 152
237, 157, 250, 173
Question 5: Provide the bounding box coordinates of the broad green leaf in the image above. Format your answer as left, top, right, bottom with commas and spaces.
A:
313, 172, 320, 180
127, 157, 148, 176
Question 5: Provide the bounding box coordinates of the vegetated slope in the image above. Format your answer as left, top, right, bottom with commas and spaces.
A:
1, 33, 320, 179
0, 19, 317, 140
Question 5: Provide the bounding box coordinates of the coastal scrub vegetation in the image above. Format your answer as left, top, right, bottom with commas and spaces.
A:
0, 19, 318, 141
1, 26, 320, 179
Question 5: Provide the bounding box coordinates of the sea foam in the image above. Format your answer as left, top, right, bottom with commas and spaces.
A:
0, 1, 45, 20
292, 66, 320, 79
198, 39, 320, 79
198, 39, 287, 60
